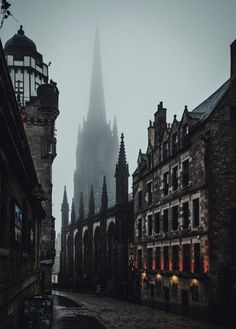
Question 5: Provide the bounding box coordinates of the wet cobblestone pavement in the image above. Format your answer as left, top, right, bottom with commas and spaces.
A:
53, 291, 226, 329
53, 295, 106, 329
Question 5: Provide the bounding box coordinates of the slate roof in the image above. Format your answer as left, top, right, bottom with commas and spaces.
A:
191, 79, 231, 122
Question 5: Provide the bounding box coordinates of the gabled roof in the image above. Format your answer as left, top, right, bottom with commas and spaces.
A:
191, 79, 231, 122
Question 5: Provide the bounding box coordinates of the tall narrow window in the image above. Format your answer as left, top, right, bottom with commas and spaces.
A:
182, 159, 189, 187
154, 212, 160, 234
182, 124, 189, 145
193, 198, 200, 227
163, 209, 169, 233
183, 244, 191, 272
194, 243, 201, 273
172, 166, 178, 191
172, 245, 179, 271
172, 205, 178, 231
164, 246, 169, 270
163, 141, 168, 161
138, 218, 142, 239
155, 247, 161, 270
163, 172, 169, 195
182, 202, 189, 229
147, 182, 153, 205
147, 248, 153, 270
148, 215, 153, 236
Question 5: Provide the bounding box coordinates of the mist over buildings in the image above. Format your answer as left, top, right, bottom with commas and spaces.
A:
1, 0, 236, 232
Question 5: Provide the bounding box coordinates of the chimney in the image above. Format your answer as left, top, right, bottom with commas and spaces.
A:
230, 40, 236, 78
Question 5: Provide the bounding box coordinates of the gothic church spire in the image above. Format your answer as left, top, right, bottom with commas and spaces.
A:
115, 134, 129, 205
87, 28, 106, 126
61, 186, 69, 228
101, 176, 108, 210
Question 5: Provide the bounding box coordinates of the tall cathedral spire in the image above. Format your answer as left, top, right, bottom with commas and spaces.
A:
87, 28, 106, 125
74, 30, 118, 217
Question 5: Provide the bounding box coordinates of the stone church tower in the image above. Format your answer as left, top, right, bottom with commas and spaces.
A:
4, 26, 59, 292
74, 31, 119, 216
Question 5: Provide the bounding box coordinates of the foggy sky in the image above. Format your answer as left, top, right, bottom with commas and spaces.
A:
1, 0, 236, 233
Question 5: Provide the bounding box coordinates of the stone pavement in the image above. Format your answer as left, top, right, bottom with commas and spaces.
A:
53, 294, 106, 329
53, 290, 226, 329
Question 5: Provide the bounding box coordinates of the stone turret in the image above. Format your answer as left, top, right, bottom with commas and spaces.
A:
37, 80, 59, 120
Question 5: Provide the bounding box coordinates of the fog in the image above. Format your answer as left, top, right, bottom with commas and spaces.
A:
1, 0, 236, 233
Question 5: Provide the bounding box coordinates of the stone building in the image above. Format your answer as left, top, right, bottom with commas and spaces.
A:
132, 41, 236, 323
74, 30, 118, 216
60, 134, 133, 294
4, 26, 59, 292
0, 39, 44, 328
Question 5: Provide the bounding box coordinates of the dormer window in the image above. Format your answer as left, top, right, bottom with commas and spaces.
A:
163, 141, 168, 161
138, 190, 143, 209
182, 124, 189, 145
147, 153, 152, 169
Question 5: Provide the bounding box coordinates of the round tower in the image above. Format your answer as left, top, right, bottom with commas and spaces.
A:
4, 25, 49, 105
37, 80, 59, 120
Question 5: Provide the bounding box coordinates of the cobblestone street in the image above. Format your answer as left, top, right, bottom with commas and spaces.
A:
53, 291, 226, 329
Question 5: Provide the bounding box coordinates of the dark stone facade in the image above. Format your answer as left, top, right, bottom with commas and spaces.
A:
0, 40, 44, 329
60, 135, 133, 294
4, 27, 59, 293
132, 41, 236, 325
